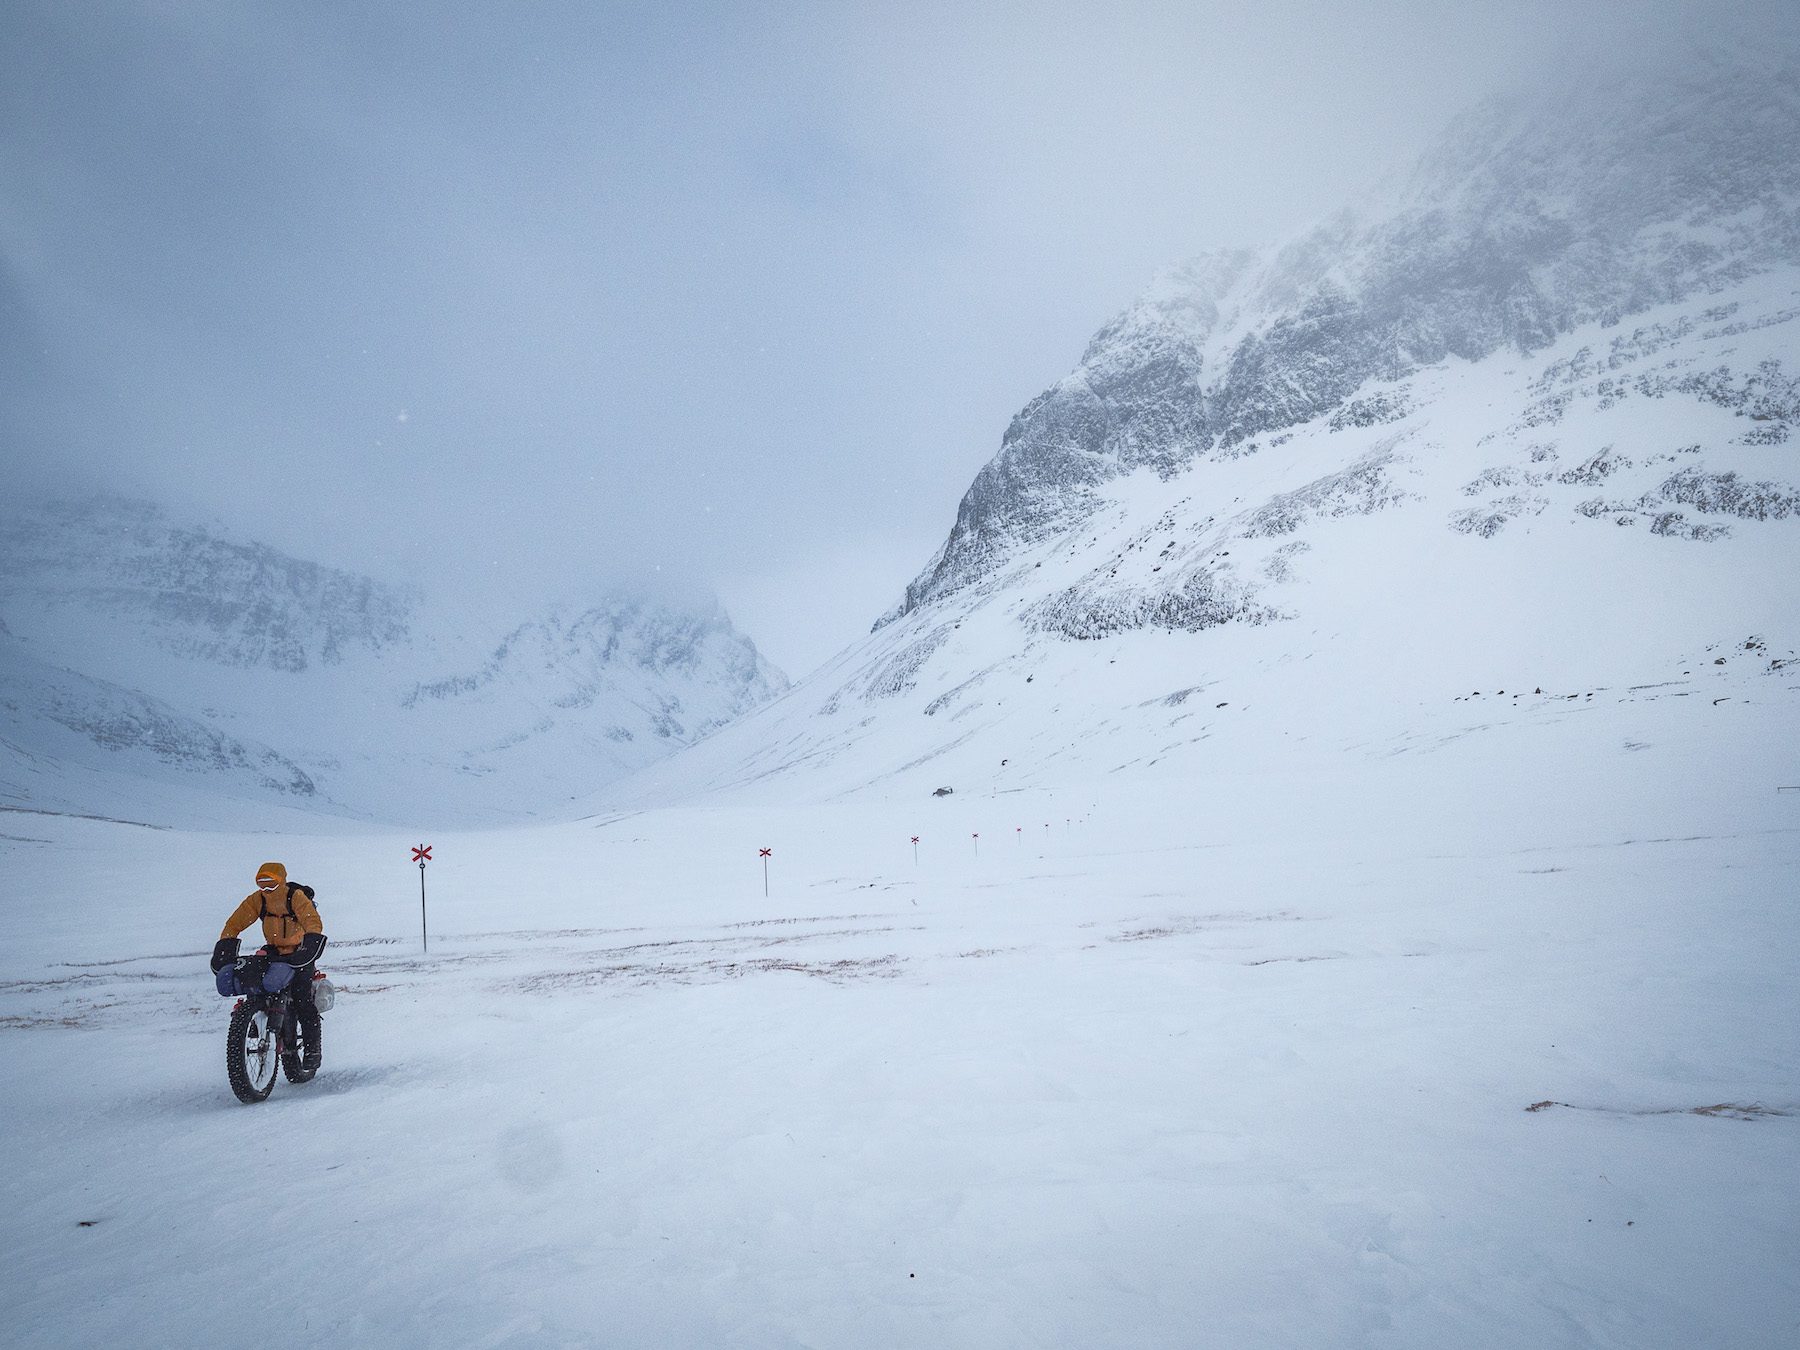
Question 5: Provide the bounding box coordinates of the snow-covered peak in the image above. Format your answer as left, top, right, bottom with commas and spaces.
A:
1080, 249, 1258, 368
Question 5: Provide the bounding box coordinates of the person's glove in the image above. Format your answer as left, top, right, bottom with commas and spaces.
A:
210, 938, 240, 973
282, 932, 327, 968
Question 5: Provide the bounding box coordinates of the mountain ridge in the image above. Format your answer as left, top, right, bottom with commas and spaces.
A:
0, 495, 788, 824
888, 53, 1800, 623
595, 54, 1800, 813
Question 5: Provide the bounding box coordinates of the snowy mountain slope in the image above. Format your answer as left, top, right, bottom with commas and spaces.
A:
609, 284, 1800, 808
0, 494, 415, 676
892, 52, 1800, 619
594, 59, 1800, 813
0, 498, 788, 823
0, 623, 323, 816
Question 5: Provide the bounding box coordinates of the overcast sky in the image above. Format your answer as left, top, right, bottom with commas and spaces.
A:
4, 1, 1793, 675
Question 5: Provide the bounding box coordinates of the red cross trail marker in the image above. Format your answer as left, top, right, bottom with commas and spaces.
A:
412, 844, 433, 952
911, 835, 920, 865
972, 832, 980, 859
759, 847, 772, 897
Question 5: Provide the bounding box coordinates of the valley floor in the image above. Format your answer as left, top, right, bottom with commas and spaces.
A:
2, 736, 1798, 1348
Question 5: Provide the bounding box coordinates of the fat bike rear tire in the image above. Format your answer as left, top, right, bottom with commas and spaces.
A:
227, 1003, 279, 1103
282, 1004, 321, 1084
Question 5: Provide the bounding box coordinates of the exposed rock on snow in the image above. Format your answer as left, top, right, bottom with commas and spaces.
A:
1239, 448, 1415, 539
1647, 511, 1733, 542
1329, 388, 1415, 432
1449, 493, 1550, 538
1556, 448, 1631, 486
1657, 468, 1800, 521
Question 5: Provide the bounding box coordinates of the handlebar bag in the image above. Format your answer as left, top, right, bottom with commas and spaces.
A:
215, 954, 279, 997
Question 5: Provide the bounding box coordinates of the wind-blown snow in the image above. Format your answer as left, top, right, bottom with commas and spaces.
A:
4, 50, 1799, 1350
888, 52, 1800, 624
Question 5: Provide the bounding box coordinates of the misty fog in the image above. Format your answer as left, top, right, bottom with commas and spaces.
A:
4, 0, 1793, 674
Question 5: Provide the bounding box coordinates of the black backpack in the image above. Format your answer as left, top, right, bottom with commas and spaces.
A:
259, 881, 319, 923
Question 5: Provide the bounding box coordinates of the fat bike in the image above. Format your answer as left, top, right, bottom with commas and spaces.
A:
222, 957, 334, 1104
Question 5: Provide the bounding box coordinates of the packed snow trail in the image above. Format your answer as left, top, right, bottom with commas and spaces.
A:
3, 755, 1796, 1348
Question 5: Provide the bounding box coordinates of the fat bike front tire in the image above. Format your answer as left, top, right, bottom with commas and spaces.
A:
282, 1004, 321, 1084
227, 1003, 279, 1103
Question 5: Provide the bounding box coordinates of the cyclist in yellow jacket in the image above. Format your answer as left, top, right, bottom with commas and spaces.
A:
211, 861, 327, 995
214, 860, 324, 957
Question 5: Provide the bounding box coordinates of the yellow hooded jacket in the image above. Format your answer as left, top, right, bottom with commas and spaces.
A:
220, 862, 323, 954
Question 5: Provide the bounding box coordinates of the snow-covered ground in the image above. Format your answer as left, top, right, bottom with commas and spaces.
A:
4, 668, 1796, 1347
